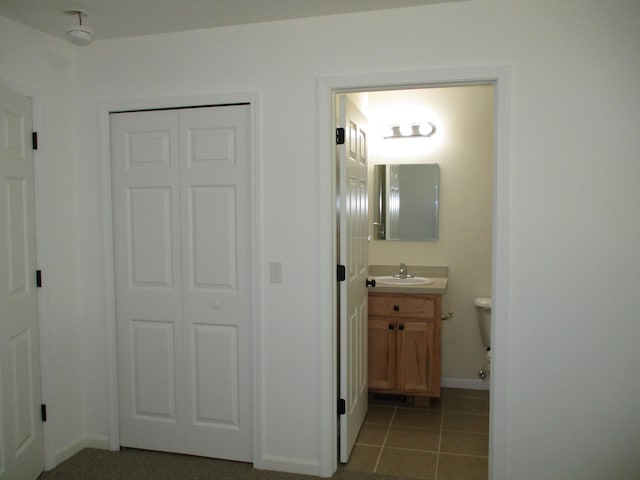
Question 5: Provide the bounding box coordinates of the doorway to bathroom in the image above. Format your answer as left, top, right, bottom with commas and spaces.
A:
325, 68, 508, 479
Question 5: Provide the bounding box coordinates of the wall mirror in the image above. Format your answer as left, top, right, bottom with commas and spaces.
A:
373, 163, 440, 241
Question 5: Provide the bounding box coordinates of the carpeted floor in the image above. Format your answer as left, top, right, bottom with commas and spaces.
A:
37, 448, 415, 480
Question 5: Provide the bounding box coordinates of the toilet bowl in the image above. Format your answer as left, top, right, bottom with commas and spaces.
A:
474, 297, 492, 378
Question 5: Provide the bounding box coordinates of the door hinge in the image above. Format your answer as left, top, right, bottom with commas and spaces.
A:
32, 132, 38, 150
337, 398, 346, 415
41, 404, 47, 422
36, 270, 43, 288
336, 127, 345, 145
337, 265, 346, 282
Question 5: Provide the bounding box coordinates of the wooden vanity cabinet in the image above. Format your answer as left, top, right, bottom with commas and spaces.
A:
368, 292, 441, 398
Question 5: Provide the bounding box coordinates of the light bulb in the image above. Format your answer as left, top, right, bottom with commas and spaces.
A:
419, 122, 435, 136
380, 126, 394, 138
399, 124, 413, 136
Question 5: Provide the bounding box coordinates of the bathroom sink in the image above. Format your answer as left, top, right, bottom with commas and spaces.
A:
374, 276, 435, 286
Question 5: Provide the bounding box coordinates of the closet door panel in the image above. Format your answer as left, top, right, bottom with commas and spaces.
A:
179, 106, 252, 460
111, 109, 185, 450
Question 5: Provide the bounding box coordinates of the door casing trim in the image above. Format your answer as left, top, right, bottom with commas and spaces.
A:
316, 66, 511, 479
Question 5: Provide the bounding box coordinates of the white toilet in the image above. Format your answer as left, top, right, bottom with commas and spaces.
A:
474, 297, 492, 379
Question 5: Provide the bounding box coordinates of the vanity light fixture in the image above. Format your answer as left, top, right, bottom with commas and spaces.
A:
383, 122, 436, 139
64, 8, 93, 46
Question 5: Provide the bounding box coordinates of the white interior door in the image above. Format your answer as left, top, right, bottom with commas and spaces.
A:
0, 83, 44, 480
338, 95, 369, 462
111, 104, 253, 461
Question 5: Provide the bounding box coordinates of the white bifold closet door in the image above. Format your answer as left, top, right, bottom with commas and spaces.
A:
110, 104, 252, 461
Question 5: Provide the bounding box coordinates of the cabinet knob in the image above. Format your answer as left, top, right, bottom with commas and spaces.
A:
388, 324, 394, 330
393, 305, 400, 311
398, 324, 405, 331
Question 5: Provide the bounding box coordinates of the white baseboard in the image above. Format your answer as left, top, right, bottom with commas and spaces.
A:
441, 377, 490, 391
53, 434, 111, 468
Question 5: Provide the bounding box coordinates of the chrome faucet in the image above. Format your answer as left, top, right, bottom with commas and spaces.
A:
395, 263, 413, 279
399, 263, 408, 278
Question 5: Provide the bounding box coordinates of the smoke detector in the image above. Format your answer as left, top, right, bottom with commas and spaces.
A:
64, 8, 93, 46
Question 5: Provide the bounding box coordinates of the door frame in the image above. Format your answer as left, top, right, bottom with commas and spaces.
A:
0, 76, 53, 470
98, 92, 263, 463
317, 66, 510, 478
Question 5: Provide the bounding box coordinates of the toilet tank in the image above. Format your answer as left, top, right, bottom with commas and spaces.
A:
474, 297, 492, 348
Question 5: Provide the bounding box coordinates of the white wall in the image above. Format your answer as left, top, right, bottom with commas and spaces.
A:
3, 0, 640, 477
366, 85, 494, 383
0, 17, 84, 466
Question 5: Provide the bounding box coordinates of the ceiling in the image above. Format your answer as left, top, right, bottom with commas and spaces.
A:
0, 0, 462, 42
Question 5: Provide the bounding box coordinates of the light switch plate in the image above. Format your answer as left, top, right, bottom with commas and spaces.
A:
269, 262, 283, 283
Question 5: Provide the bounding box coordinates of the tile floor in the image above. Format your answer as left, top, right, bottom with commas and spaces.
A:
346, 388, 489, 480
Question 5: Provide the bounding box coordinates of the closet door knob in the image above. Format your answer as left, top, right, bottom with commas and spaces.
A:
388, 324, 394, 330
398, 324, 405, 331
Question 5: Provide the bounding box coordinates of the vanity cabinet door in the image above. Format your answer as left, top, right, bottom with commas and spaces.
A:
396, 320, 434, 394
368, 318, 397, 391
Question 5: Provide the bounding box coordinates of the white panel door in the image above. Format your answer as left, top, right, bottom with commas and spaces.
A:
111, 109, 185, 452
0, 83, 44, 480
111, 104, 252, 461
338, 95, 369, 462
178, 106, 252, 459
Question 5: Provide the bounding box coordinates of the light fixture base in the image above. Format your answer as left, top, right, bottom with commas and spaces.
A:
63, 8, 88, 18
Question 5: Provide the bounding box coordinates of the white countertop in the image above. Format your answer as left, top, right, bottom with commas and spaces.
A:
367, 264, 448, 294
369, 276, 448, 295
